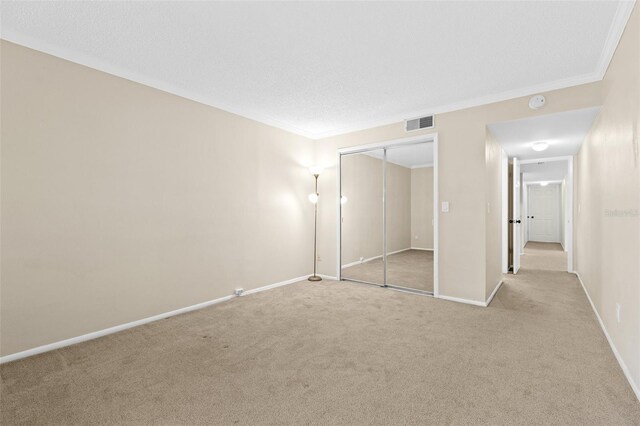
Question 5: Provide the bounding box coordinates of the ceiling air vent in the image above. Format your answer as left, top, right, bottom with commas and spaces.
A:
405, 115, 434, 132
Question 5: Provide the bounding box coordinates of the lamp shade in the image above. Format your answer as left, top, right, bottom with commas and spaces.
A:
308, 165, 324, 176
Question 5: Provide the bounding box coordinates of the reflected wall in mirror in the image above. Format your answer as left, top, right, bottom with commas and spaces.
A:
340, 150, 384, 285
386, 143, 435, 293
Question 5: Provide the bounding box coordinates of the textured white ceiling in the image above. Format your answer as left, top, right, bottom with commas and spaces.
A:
488, 107, 601, 160
364, 143, 433, 169
0, 1, 633, 139
521, 161, 568, 183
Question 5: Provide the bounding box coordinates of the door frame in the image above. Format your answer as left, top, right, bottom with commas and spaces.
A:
503, 156, 573, 272
512, 157, 521, 273
336, 133, 439, 296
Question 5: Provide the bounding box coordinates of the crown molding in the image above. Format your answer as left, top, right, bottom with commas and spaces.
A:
2, 1, 635, 141
411, 163, 434, 169
0, 31, 319, 140
594, 0, 636, 80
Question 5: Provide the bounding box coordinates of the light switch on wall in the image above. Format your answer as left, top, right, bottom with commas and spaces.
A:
441, 201, 449, 213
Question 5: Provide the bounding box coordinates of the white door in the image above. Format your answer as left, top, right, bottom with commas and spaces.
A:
512, 158, 521, 273
528, 184, 561, 243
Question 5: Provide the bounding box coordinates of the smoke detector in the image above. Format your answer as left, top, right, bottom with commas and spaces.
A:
529, 95, 546, 110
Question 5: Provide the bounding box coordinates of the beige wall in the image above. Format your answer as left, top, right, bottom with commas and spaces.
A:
485, 131, 503, 299
0, 41, 316, 356
340, 153, 411, 266
386, 162, 411, 254
574, 4, 640, 395
410, 167, 434, 250
340, 153, 384, 265
315, 82, 601, 302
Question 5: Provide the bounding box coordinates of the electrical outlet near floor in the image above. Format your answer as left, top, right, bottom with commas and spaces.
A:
616, 303, 621, 323
234, 288, 244, 296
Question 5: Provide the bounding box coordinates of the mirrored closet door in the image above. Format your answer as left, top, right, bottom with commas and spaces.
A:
385, 143, 434, 293
340, 150, 385, 286
339, 142, 435, 295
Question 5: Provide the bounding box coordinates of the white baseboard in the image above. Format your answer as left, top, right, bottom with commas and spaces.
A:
241, 275, 308, 296
573, 271, 640, 401
0, 273, 311, 364
318, 274, 338, 280
436, 294, 486, 307
410, 247, 434, 251
485, 280, 504, 307
437, 282, 503, 308
342, 248, 411, 269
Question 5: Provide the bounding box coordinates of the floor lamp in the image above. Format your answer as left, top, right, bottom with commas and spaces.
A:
308, 166, 324, 281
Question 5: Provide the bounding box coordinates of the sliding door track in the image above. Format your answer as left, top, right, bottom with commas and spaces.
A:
341, 278, 434, 297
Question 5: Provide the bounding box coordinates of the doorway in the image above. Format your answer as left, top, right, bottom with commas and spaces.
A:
503, 156, 573, 273
337, 135, 438, 296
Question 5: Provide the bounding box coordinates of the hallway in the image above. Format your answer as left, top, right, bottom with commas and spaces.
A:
521, 241, 567, 272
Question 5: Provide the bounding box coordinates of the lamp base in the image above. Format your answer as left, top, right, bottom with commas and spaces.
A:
308, 275, 322, 282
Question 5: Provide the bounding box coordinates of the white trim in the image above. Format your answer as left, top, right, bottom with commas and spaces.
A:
433, 135, 439, 297
4, 0, 632, 142
437, 294, 486, 307
316, 0, 633, 141
566, 158, 574, 272
573, 271, 640, 401
410, 163, 434, 169
337, 151, 343, 280
0, 294, 233, 364
594, 1, 636, 80
501, 149, 509, 274
410, 247, 434, 251
0, 33, 319, 140
341, 248, 411, 269
437, 280, 503, 308
485, 280, 504, 307
0, 274, 310, 364
317, 274, 338, 281
241, 275, 309, 296
338, 134, 436, 155
312, 73, 601, 139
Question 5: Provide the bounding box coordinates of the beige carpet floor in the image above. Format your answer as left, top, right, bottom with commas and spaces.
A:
2, 245, 639, 425
342, 249, 434, 292
521, 241, 568, 272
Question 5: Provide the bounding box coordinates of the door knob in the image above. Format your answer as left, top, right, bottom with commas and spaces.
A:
516, 220, 521, 223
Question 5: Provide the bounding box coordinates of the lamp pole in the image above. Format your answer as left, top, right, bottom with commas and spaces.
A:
309, 172, 322, 281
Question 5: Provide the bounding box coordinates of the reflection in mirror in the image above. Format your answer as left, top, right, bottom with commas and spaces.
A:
386, 143, 434, 293
340, 150, 384, 286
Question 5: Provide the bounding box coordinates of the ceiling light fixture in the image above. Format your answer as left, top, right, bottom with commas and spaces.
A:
532, 142, 549, 152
